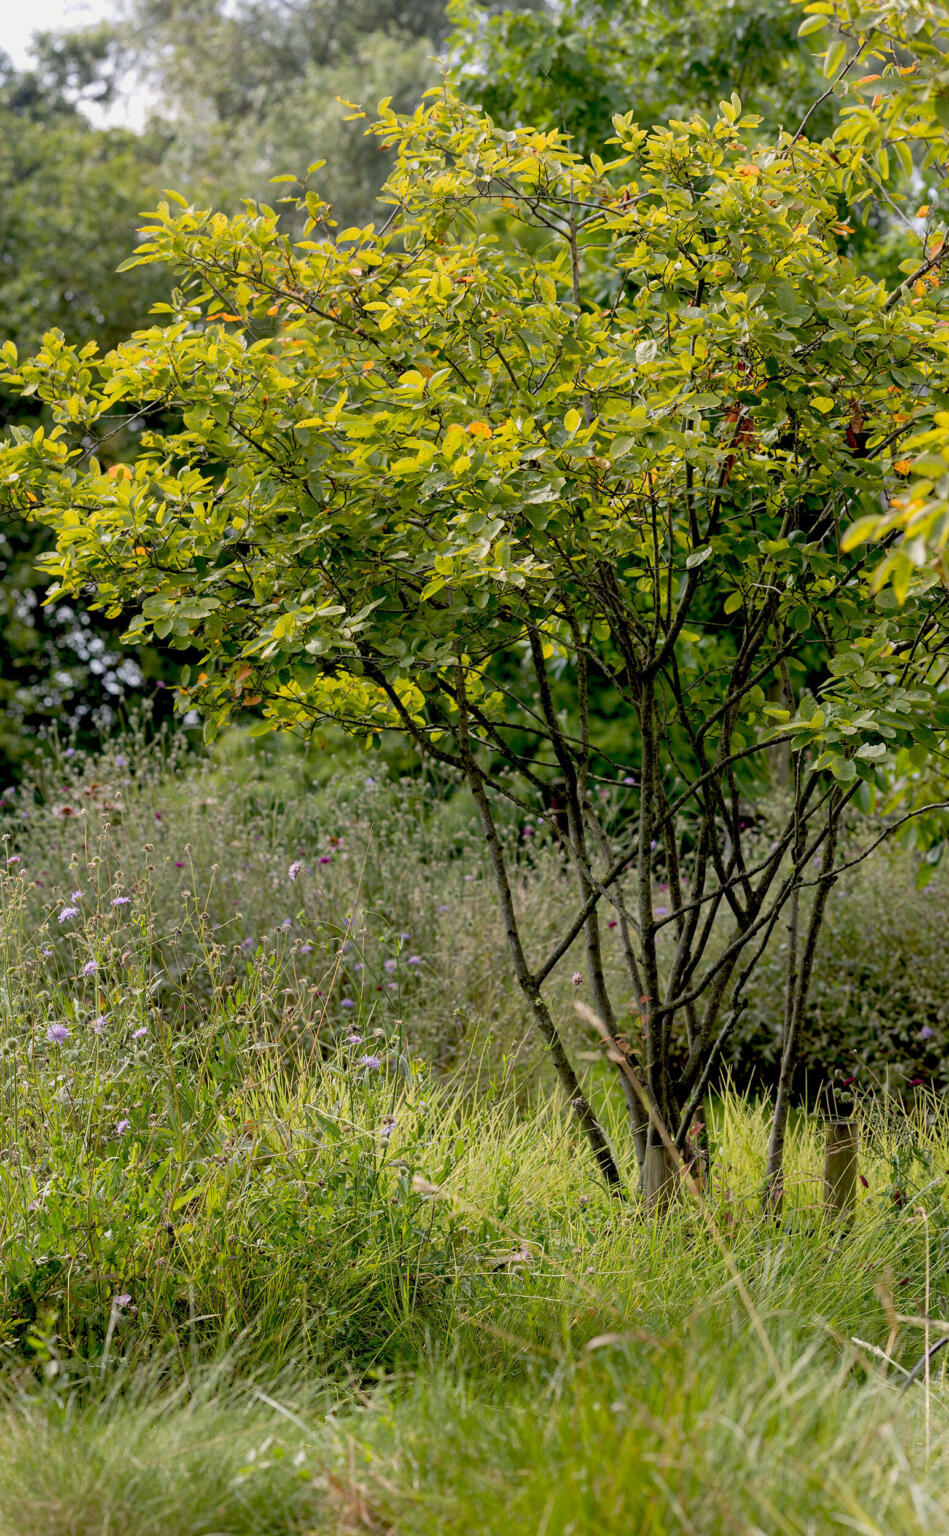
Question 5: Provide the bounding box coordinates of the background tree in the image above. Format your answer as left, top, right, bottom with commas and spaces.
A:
0, 48, 174, 779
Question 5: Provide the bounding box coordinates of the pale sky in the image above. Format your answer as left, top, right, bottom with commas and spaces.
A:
1, 0, 117, 68
0, 0, 147, 124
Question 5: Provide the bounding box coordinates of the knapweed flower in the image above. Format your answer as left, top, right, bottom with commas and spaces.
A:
288, 860, 303, 881
319, 855, 332, 864
112, 896, 130, 906
340, 997, 356, 1009
115, 1118, 130, 1137
81, 959, 97, 976
174, 861, 185, 868
131, 1026, 147, 1040
46, 1024, 69, 1044
384, 958, 398, 973
357, 1054, 381, 1071
572, 971, 583, 987
58, 907, 79, 923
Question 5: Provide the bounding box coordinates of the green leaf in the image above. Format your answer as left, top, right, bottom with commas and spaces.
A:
823, 38, 847, 78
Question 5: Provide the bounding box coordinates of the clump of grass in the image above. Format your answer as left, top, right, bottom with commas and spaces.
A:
2, 727, 949, 1533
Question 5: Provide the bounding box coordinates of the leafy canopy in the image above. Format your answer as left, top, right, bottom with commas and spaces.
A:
1, 88, 946, 775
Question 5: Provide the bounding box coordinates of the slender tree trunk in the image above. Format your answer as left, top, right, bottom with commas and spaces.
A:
454, 667, 624, 1191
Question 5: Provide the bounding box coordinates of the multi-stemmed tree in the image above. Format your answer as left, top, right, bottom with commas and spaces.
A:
3, 72, 949, 1199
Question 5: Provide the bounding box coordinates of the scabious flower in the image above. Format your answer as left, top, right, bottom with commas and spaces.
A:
407, 955, 422, 966
82, 959, 97, 976
384, 958, 398, 973
46, 1024, 69, 1044
572, 971, 583, 987
116, 1118, 130, 1137
113, 1292, 131, 1308
346, 1032, 363, 1045
288, 860, 303, 881
280, 918, 292, 931
357, 1054, 381, 1071
112, 896, 130, 906
58, 907, 79, 923
299, 943, 313, 955
6, 855, 20, 865
920, 1025, 935, 1040
131, 1026, 147, 1040
340, 998, 356, 1010
91, 1015, 108, 1035
71, 889, 83, 902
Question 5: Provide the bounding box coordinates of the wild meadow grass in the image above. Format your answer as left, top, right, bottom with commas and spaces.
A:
1, 726, 949, 1532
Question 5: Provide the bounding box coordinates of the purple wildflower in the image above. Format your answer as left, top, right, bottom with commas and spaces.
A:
280, 918, 292, 931
288, 861, 302, 881
319, 855, 332, 864
6, 855, 20, 865
341, 998, 356, 1009
920, 1025, 935, 1040
437, 904, 450, 913
58, 907, 79, 923
357, 1054, 381, 1071
91, 1015, 108, 1035
113, 1292, 131, 1308
623, 775, 636, 786
572, 971, 583, 987
174, 861, 185, 868
115, 1118, 130, 1137
384, 958, 398, 973
299, 943, 313, 955
46, 1024, 69, 1045
131, 1026, 147, 1040
407, 955, 422, 966
115, 755, 127, 768
64, 746, 75, 758
112, 896, 130, 906
346, 1031, 364, 1044
71, 889, 82, 902
82, 959, 97, 976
